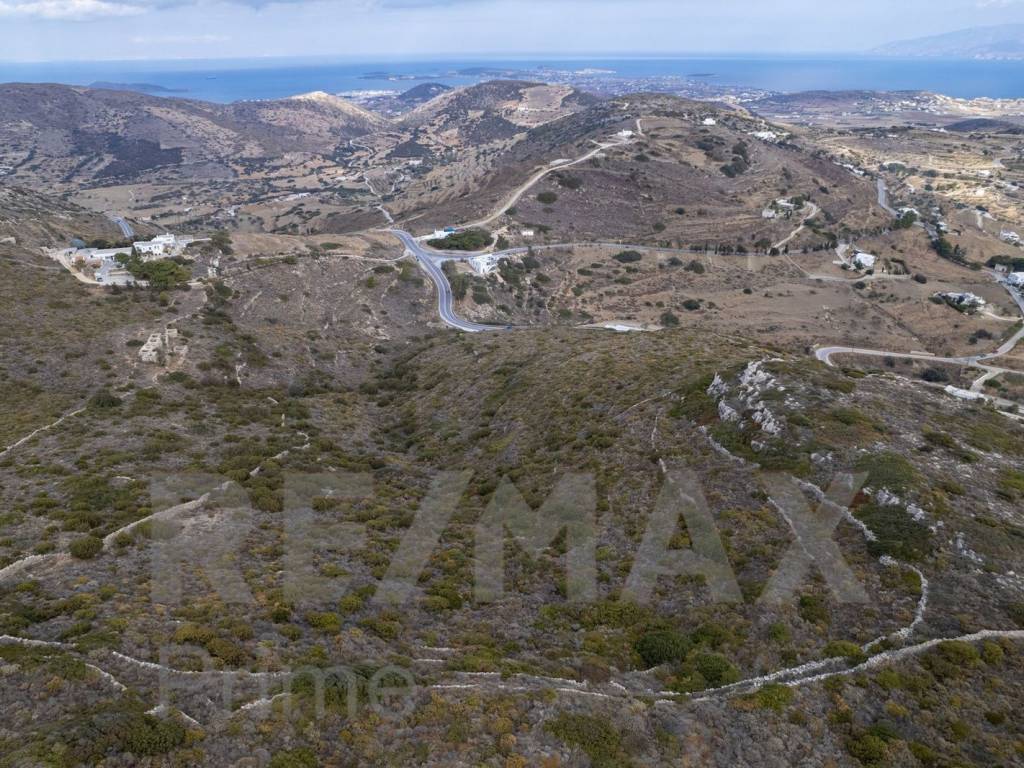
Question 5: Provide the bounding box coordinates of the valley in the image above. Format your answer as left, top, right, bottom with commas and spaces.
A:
1, 75, 1024, 767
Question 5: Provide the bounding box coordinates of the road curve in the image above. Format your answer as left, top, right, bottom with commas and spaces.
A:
876, 178, 898, 217
390, 230, 504, 333
108, 214, 134, 239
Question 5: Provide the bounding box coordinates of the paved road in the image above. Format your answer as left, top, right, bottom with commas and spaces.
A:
876, 179, 898, 217
391, 230, 503, 333
108, 214, 134, 239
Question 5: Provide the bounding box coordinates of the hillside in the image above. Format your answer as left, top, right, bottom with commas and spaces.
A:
398, 93, 882, 244
0, 83, 386, 187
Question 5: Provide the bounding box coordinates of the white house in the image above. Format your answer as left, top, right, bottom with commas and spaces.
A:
1007, 272, 1024, 288
937, 292, 986, 312
1001, 230, 1021, 245
853, 252, 877, 271
520, 229, 535, 239
702, 117, 717, 126
133, 233, 180, 259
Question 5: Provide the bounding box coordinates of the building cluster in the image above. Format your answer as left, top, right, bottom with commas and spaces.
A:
1001, 230, 1021, 245
52, 233, 201, 286
1006, 272, 1024, 289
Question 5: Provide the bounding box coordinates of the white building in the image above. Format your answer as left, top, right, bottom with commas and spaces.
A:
1001, 230, 1021, 245
853, 252, 877, 271
520, 229, 535, 239
937, 292, 986, 312
1007, 272, 1024, 288
702, 117, 717, 126
133, 233, 198, 260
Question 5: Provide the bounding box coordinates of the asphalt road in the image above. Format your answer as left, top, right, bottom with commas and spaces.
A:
876, 178, 898, 217
391, 230, 503, 333
108, 214, 134, 239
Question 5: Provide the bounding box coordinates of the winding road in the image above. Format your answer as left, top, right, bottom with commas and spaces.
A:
108, 213, 134, 239
391, 230, 500, 333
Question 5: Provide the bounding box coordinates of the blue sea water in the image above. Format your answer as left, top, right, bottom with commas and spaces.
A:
1, 55, 1023, 103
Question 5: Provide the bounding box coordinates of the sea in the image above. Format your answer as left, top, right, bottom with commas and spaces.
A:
1, 55, 1023, 103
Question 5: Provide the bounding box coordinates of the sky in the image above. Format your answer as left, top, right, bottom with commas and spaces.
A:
1, 0, 1023, 62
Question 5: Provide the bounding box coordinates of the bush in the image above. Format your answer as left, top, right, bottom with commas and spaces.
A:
427, 228, 492, 251
798, 594, 829, 625
545, 713, 628, 768
537, 191, 558, 205
660, 311, 680, 327
846, 732, 888, 764
682, 299, 701, 311
751, 683, 794, 711
89, 389, 123, 409
613, 250, 642, 263
694, 653, 740, 687
855, 502, 933, 562
305, 611, 341, 633
69, 536, 103, 560
823, 640, 867, 665
635, 629, 690, 667
269, 748, 318, 768
921, 366, 950, 385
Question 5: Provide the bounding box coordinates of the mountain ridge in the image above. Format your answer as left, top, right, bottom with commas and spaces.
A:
873, 24, 1024, 59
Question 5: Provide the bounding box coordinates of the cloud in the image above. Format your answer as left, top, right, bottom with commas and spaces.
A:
0, 0, 144, 17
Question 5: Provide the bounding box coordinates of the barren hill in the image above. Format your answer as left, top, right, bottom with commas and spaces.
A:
0, 83, 387, 187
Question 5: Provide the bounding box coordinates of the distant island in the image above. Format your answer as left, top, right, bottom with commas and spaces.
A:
873, 24, 1024, 60
89, 81, 187, 94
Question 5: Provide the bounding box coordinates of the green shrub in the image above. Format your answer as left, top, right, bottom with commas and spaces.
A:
305, 612, 341, 633
823, 640, 867, 665
922, 640, 981, 680
427, 228, 492, 251
613, 250, 642, 263
544, 713, 629, 768
101, 711, 187, 757
693, 653, 739, 687
537, 191, 558, 205
635, 629, 690, 667
88, 390, 122, 409
846, 732, 888, 764
798, 594, 830, 625
269, 748, 318, 768
69, 536, 103, 560
751, 683, 794, 711
855, 502, 932, 562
